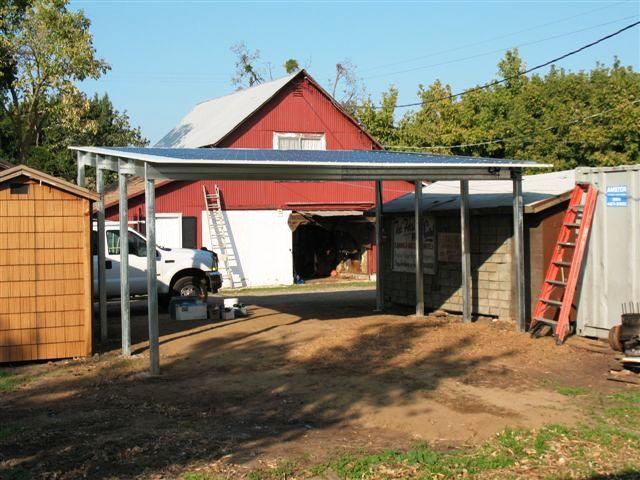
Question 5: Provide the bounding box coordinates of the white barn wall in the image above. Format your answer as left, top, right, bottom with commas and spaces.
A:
201, 210, 294, 288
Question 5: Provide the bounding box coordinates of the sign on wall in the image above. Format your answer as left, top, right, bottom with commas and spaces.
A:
606, 185, 628, 207
392, 216, 436, 274
437, 232, 461, 263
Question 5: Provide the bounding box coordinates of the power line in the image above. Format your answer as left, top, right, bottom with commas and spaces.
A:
359, 1, 631, 74
363, 14, 638, 81
373, 21, 640, 110
382, 99, 640, 151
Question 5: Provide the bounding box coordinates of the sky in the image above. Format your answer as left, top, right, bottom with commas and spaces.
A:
71, 0, 640, 145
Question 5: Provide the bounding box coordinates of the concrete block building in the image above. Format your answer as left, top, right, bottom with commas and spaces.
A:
380, 170, 575, 321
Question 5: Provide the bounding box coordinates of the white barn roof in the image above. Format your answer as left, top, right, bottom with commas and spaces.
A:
155, 73, 297, 148
383, 169, 575, 214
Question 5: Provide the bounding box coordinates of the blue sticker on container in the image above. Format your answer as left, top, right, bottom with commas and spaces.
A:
606, 185, 627, 207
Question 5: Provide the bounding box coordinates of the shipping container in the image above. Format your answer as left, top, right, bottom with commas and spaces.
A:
576, 165, 640, 339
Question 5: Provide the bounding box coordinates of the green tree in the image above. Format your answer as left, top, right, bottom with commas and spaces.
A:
0, 0, 108, 162
355, 87, 398, 146
283, 58, 299, 74
27, 92, 147, 179
358, 50, 640, 170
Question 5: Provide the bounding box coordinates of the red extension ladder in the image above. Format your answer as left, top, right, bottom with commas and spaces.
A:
530, 183, 598, 344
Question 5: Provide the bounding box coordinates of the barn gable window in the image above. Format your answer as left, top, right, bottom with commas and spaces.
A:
273, 132, 326, 150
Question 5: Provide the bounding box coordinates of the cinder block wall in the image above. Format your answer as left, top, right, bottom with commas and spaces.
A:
383, 213, 515, 320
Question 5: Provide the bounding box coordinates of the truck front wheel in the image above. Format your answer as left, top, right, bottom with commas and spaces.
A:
171, 275, 207, 299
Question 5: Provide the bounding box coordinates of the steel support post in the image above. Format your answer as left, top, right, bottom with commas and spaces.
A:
512, 170, 526, 332
375, 180, 384, 312
118, 169, 131, 355
145, 165, 160, 376
460, 180, 472, 323
96, 168, 108, 341
414, 180, 424, 317
76, 152, 85, 187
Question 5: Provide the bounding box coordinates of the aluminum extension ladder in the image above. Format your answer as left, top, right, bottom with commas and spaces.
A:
202, 185, 237, 288
530, 183, 598, 344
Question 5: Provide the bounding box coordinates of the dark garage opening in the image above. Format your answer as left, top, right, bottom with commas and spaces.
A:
291, 213, 373, 280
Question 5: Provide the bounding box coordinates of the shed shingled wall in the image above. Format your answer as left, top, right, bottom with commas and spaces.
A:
0, 178, 92, 362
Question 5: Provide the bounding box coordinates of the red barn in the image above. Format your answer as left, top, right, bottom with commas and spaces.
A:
105, 70, 413, 287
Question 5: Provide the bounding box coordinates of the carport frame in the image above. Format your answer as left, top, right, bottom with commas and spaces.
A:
74, 146, 549, 375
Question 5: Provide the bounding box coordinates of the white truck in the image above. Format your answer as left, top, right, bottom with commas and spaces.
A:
92, 227, 222, 302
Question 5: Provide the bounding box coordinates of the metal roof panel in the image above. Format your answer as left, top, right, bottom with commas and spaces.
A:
154, 74, 297, 148
382, 170, 574, 213
75, 146, 548, 169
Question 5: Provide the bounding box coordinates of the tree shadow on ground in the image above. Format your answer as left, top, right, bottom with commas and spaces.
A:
1, 289, 517, 479
587, 473, 640, 480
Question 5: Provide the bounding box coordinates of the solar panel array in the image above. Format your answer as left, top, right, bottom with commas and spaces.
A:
106, 147, 541, 167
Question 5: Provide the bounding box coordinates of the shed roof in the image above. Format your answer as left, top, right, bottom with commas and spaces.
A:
382, 169, 574, 214
154, 69, 381, 149
0, 165, 99, 200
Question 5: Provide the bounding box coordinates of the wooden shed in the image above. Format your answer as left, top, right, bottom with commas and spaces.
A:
0, 165, 98, 362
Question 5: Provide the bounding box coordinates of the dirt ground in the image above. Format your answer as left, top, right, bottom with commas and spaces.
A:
0, 288, 625, 479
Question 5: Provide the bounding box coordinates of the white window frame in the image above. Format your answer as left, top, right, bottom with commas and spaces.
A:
272, 132, 326, 150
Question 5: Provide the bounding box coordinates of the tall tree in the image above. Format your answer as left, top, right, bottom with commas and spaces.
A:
27, 92, 147, 179
0, 0, 108, 162
355, 87, 398, 146
283, 58, 299, 74
357, 50, 640, 170
330, 60, 364, 114
230, 42, 264, 89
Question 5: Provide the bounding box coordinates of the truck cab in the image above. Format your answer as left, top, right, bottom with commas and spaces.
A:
92, 227, 222, 300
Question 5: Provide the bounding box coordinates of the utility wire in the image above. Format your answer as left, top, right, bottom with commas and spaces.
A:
383, 99, 640, 151
363, 14, 638, 81
373, 21, 640, 110
360, 0, 631, 74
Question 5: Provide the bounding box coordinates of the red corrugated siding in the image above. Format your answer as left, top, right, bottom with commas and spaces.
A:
106, 75, 414, 266
107, 180, 412, 218
220, 76, 376, 150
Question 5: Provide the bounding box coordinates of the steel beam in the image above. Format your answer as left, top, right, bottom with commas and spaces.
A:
96, 155, 119, 172
96, 168, 108, 341
118, 167, 131, 356
138, 163, 514, 182
512, 170, 526, 332
375, 180, 384, 311
414, 180, 424, 317
460, 180, 472, 323
145, 164, 160, 376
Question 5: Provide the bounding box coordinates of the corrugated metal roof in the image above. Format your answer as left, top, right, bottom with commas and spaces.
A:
79, 146, 547, 168
155, 73, 297, 148
383, 170, 575, 214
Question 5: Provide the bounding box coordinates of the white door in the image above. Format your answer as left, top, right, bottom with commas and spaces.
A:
156, 213, 183, 248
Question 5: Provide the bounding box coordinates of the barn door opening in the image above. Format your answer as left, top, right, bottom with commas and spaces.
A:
289, 212, 374, 282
